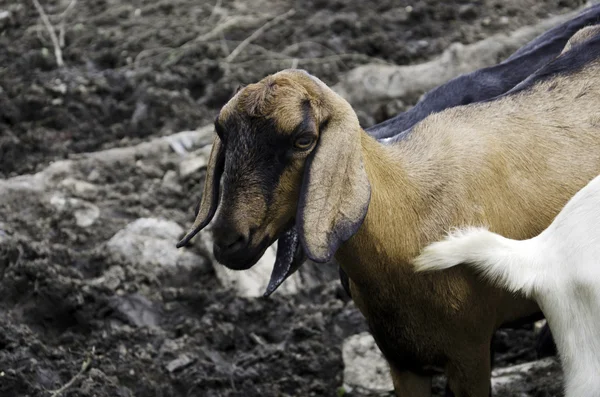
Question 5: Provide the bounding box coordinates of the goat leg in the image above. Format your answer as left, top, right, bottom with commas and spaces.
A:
390, 366, 432, 397
445, 344, 492, 397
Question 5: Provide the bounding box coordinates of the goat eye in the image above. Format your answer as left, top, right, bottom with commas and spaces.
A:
294, 136, 315, 150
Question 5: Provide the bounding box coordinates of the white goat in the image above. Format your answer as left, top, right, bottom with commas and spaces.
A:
413, 173, 600, 397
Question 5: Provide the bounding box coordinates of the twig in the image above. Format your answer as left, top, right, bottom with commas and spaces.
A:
225, 9, 296, 63
190, 15, 264, 47
58, 0, 78, 48
31, 0, 64, 67
49, 347, 95, 397
207, 0, 223, 24
160, 14, 267, 68
219, 29, 230, 56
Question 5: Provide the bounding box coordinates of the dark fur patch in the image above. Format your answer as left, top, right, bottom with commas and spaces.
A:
496, 30, 600, 98
367, 4, 600, 141
217, 101, 316, 216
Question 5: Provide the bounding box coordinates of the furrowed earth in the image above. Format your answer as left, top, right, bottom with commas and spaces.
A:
0, 0, 585, 396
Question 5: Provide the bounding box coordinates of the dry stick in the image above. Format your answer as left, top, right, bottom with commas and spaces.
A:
225, 9, 296, 63
160, 14, 267, 68
58, 0, 78, 48
32, 0, 64, 67
207, 0, 223, 24
49, 347, 95, 397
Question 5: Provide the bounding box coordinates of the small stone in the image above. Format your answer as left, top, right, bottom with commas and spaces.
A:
179, 155, 207, 178
48, 193, 100, 227
161, 170, 182, 193
534, 319, 547, 335
166, 354, 195, 373
59, 177, 99, 199
135, 160, 163, 178
90, 266, 125, 290
47, 79, 67, 94
74, 203, 100, 227
87, 169, 101, 182
458, 4, 478, 19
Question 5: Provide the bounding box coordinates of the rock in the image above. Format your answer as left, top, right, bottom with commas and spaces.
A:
342, 332, 394, 393
48, 193, 100, 227
106, 218, 209, 281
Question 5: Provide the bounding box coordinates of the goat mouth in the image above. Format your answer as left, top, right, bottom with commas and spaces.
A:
217, 236, 272, 271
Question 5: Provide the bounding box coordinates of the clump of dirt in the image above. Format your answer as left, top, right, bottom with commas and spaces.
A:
0, 0, 583, 396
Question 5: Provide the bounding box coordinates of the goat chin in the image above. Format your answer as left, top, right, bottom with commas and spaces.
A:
413, 173, 600, 397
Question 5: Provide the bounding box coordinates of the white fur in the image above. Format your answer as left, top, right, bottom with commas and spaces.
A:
413, 174, 600, 397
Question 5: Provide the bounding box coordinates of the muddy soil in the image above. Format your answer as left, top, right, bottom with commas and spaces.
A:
0, 0, 584, 396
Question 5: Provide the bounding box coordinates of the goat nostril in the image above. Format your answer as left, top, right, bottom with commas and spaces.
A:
216, 233, 248, 254
226, 234, 247, 250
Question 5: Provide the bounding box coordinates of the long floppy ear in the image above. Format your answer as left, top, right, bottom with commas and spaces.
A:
297, 116, 371, 263
177, 136, 225, 247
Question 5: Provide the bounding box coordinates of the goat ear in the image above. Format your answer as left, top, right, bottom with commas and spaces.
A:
297, 117, 371, 263
177, 136, 225, 247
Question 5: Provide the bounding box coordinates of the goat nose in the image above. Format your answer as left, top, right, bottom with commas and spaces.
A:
214, 232, 248, 256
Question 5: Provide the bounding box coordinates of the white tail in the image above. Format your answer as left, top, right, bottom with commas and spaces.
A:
413, 227, 540, 296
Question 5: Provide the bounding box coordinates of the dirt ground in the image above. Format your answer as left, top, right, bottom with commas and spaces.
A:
0, 0, 586, 396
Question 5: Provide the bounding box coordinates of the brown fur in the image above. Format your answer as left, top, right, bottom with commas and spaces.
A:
185, 28, 600, 397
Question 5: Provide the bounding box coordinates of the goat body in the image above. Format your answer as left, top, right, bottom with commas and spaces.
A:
413, 173, 600, 397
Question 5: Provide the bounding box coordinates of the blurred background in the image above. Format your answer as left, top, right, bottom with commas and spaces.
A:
0, 1, 588, 396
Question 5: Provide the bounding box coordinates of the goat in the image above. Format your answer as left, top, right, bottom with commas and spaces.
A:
413, 172, 600, 397
177, 26, 600, 397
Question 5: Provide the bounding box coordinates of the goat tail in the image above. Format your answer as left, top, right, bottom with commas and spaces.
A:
413, 227, 539, 295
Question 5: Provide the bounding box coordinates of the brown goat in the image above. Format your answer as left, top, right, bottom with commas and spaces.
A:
179, 31, 600, 396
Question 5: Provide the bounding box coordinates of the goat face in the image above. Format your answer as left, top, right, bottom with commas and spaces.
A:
178, 69, 371, 270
